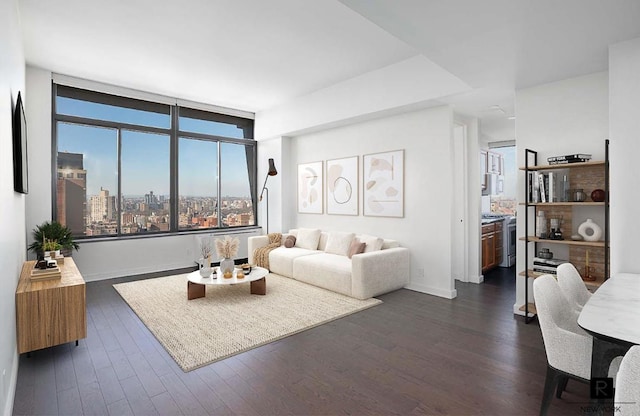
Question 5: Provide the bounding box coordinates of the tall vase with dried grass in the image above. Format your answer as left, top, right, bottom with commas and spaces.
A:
199, 239, 213, 278
216, 235, 239, 278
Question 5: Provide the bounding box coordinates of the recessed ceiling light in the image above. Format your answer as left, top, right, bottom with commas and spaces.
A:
508, 116, 516, 120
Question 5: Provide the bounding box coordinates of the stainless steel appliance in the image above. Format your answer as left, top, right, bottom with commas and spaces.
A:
501, 216, 516, 267
482, 214, 517, 268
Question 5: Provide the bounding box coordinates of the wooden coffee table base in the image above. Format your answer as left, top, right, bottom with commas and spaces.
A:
187, 281, 205, 300
250, 277, 266, 295
187, 277, 267, 299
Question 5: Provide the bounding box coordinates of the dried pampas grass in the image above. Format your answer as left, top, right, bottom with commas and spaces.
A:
215, 235, 239, 258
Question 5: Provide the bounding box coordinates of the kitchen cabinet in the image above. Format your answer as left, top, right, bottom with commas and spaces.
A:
480, 149, 504, 191
487, 151, 503, 175
519, 140, 609, 323
480, 150, 487, 190
482, 221, 503, 272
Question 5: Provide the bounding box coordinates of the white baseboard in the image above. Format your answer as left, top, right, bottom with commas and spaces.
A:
3, 351, 18, 416
405, 283, 457, 299
81, 262, 195, 282
469, 274, 484, 284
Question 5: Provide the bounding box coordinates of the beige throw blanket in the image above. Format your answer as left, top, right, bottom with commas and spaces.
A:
254, 233, 282, 270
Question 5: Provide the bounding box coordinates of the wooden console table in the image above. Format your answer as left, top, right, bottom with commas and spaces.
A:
15, 258, 86, 354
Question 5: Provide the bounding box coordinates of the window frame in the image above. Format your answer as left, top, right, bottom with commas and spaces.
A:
52, 83, 258, 240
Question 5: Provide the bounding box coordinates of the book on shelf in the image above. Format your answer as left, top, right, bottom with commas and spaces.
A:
548, 172, 555, 202
529, 172, 539, 203
547, 154, 592, 162
538, 173, 546, 203
533, 257, 569, 267
548, 158, 591, 165
533, 266, 559, 275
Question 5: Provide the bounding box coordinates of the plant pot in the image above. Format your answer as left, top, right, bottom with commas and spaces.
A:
220, 258, 235, 278
199, 256, 212, 277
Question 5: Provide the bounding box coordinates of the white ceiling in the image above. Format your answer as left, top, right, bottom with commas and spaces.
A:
18, 0, 640, 141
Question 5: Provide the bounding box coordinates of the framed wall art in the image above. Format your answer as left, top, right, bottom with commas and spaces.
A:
363, 150, 404, 217
326, 156, 358, 215
297, 161, 323, 214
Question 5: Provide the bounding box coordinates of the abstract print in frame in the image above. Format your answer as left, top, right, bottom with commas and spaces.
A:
363, 150, 404, 217
298, 161, 323, 214
326, 156, 358, 216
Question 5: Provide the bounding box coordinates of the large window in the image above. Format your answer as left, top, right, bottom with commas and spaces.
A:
54, 84, 256, 238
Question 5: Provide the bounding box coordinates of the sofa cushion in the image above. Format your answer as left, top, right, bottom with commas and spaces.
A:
348, 239, 366, 259
358, 234, 384, 253
283, 235, 296, 248
269, 246, 320, 277
324, 232, 355, 256
293, 253, 353, 297
295, 228, 321, 250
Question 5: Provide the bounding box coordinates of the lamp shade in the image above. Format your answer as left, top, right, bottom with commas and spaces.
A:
268, 158, 278, 176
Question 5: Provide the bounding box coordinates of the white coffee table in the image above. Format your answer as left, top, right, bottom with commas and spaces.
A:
186, 266, 269, 300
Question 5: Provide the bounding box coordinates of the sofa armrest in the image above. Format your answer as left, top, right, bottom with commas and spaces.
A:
351, 247, 410, 299
247, 235, 269, 264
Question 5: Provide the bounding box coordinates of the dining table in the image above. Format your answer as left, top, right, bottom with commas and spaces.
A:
578, 273, 640, 414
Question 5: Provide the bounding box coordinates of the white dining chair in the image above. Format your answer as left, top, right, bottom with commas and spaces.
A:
556, 263, 592, 313
615, 345, 640, 416
533, 274, 619, 416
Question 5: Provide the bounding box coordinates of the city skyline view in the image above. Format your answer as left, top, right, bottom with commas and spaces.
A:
55, 90, 256, 237
56, 95, 254, 197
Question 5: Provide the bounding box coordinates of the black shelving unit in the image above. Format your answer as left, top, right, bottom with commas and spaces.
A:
523, 148, 537, 324
521, 140, 610, 324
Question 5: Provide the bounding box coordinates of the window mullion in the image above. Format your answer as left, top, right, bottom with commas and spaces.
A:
217, 140, 222, 229
170, 105, 179, 232
117, 128, 122, 236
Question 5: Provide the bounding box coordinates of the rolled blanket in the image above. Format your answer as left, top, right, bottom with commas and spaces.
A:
254, 233, 282, 270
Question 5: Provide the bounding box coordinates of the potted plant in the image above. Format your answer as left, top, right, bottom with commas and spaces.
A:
42, 239, 62, 258
28, 221, 80, 258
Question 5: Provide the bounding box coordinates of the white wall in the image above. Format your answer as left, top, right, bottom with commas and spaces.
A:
257, 137, 287, 234
24, 67, 262, 282
515, 72, 609, 314
609, 36, 640, 275
255, 55, 469, 140
0, 1, 25, 414
286, 106, 457, 298
455, 115, 483, 284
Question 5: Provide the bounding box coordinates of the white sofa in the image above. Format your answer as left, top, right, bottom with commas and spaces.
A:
248, 228, 410, 299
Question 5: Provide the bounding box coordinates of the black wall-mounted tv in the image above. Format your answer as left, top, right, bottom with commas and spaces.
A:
13, 91, 28, 194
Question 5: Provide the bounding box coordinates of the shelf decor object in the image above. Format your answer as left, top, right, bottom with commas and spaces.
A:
363, 149, 404, 218
520, 140, 610, 324
297, 161, 323, 214
326, 156, 358, 216
578, 218, 603, 242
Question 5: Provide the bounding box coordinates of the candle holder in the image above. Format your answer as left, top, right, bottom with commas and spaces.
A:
583, 265, 596, 281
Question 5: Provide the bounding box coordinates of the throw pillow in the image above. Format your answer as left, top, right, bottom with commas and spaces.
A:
347, 239, 367, 259
325, 232, 355, 256
295, 228, 322, 250
358, 234, 384, 253
284, 235, 296, 248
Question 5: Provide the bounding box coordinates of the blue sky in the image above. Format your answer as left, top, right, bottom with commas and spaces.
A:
57, 97, 252, 197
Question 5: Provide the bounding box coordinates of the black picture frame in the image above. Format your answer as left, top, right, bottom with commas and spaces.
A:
13, 91, 28, 194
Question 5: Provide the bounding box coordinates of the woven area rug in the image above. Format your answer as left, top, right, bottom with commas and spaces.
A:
113, 273, 381, 372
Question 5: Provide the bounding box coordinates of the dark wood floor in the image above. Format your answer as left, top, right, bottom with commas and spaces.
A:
13, 266, 589, 415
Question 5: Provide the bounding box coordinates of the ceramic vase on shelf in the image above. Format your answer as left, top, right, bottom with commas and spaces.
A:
578, 218, 602, 242
220, 258, 235, 278
199, 256, 212, 277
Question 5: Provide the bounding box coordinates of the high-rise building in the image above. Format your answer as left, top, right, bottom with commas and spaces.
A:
144, 190, 159, 209
90, 188, 117, 223
56, 152, 86, 235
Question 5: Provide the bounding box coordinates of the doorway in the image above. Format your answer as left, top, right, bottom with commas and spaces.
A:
481, 142, 517, 286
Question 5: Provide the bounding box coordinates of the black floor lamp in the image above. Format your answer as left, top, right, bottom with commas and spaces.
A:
259, 158, 278, 234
